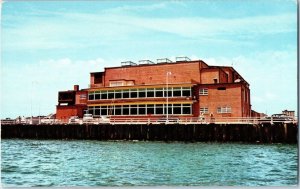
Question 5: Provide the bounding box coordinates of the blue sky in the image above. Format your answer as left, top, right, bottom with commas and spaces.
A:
1, 0, 297, 118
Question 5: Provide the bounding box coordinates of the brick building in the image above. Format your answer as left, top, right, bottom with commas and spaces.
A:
56, 57, 251, 121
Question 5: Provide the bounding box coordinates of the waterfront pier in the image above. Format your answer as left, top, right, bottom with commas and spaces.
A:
1, 122, 297, 143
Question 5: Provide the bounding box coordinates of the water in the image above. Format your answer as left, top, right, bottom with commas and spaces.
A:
1, 139, 298, 186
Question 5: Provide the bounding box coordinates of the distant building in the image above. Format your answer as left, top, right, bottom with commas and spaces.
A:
251, 110, 266, 118
282, 110, 295, 117
56, 57, 252, 121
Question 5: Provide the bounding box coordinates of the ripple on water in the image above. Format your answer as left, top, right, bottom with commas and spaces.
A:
1, 140, 297, 186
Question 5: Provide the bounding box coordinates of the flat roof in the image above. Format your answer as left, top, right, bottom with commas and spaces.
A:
104, 60, 207, 70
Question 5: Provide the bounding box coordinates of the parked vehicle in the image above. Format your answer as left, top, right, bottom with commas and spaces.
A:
271, 114, 294, 122
99, 116, 110, 123
68, 116, 81, 124
16, 116, 27, 124
1, 118, 16, 125
83, 114, 94, 124
259, 114, 294, 123
41, 114, 56, 124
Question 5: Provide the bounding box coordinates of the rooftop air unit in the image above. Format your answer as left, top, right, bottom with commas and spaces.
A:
176, 56, 191, 62
121, 61, 137, 67
138, 60, 155, 65
157, 58, 172, 64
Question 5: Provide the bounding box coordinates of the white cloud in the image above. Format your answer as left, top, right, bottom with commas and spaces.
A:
1, 57, 117, 118
202, 49, 297, 115
2, 9, 296, 51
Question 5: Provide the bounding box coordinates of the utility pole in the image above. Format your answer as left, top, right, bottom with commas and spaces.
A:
166, 71, 172, 123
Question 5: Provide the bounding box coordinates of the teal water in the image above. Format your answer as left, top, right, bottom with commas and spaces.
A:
1, 139, 298, 186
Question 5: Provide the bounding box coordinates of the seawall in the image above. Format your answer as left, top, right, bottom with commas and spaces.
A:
1, 123, 298, 143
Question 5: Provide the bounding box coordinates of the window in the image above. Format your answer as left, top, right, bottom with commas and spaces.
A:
138, 105, 146, 115
217, 106, 231, 113
100, 91, 107, 99
138, 89, 146, 98
165, 104, 172, 114
80, 94, 87, 99
95, 92, 100, 100
182, 104, 192, 114
88, 108, 93, 115
165, 88, 172, 97
147, 88, 154, 97
94, 72, 103, 84
200, 107, 208, 114
107, 91, 114, 99
130, 89, 138, 98
156, 104, 164, 114
110, 81, 123, 87
88, 92, 94, 100
115, 106, 122, 115
123, 105, 130, 115
130, 105, 138, 115
147, 105, 155, 115
199, 88, 208, 95
173, 87, 181, 97
115, 90, 122, 99
123, 90, 130, 98
87, 103, 192, 116
182, 87, 191, 97
155, 88, 164, 97
89, 87, 193, 100
173, 104, 181, 114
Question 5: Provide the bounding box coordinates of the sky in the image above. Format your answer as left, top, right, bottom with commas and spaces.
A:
1, 0, 298, 118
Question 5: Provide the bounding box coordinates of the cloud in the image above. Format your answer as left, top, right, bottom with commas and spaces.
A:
1, 57, 116, 118
2, 6, 296, 52
102, 2, 168, 13
202, 49, 297, 115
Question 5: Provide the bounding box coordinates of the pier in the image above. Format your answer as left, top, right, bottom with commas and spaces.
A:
1, 122, 297, 143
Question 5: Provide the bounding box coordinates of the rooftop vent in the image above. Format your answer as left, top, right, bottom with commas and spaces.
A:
121, 61, 137, 67
176, 56, 191, 62
157, 58, 172, 64
139, 60, 155, 65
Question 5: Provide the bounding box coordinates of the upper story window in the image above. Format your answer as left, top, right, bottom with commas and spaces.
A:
94, 72, 103, 84
199, 88, 208, 95
217, 106, 231, 113
80, 94, 87, 99
110, 81, 124, 87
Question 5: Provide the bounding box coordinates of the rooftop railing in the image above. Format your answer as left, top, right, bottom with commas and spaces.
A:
138, 60, 155, 65
157, 58, 173, 64
121, 61, 137, 67
176, 57, 191, 62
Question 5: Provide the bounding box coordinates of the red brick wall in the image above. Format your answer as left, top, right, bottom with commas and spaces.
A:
75, 91, 88, 105
197, 84, 243, 118
103, 62, 204, 86
56, 105, 87, 121
201, 69, 219, 84
219, 69, 228, 83
222, 67, 234, 83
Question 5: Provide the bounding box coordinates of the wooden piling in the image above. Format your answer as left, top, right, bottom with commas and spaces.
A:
1, 123, 297, 143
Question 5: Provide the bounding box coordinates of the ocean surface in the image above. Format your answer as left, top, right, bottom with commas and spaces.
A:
1, 139, 298, 186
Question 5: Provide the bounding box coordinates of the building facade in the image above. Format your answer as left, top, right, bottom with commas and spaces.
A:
56, 57, 251, 121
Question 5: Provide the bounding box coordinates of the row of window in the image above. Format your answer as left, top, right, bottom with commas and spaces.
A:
88, 87, 192, 100
200, 106, 232, 114
87, 104, 192, 116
